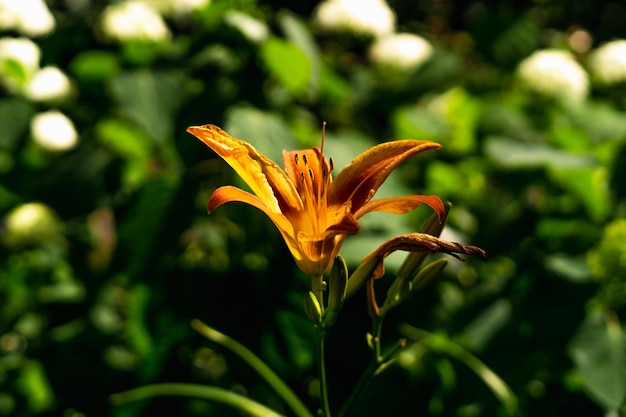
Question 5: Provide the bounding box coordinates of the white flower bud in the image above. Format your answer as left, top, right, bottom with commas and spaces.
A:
313, 0, 396, 38
588, 39, 626, 85
30, 111, 79, 152
369, 33, 433, 71
0, 37, 41, 91
137, 0, 210, 17
0, 0, 55, 37
100, 1, 171, 43
2, 202, 62, 248
24, 66, 73, 103
516, 49, 589, 102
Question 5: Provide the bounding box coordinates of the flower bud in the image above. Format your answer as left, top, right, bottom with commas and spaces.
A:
411, 258, 448, 291
323, 256, 348, 327
379, 275, 411, 316
345, 255, 379, 299
303, 291, 322, 325
516, 49, 588, 102
2, 202, 62, 248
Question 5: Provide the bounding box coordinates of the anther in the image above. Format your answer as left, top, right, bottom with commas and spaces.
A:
329, 157, 334, 171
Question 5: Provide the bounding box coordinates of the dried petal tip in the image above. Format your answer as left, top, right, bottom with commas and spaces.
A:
362, 233, 487, 280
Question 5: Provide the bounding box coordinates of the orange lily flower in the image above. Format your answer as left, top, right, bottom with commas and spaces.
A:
187, 124, 445, 278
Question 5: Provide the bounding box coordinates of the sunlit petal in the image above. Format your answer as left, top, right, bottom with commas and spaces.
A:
362, 233, 487, 279
188, 124, 302, 213
330, 139, 442, 211
354, 195, 445, 219
208, 185, 294, 237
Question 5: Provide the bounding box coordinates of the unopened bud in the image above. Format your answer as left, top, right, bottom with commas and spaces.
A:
2, 202, 62, 248
303, 291, 322, 325
412, 258, 448, 290
345, 256, 379, 299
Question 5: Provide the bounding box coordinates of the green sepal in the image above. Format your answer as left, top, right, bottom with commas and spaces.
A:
303, 291, 322, 325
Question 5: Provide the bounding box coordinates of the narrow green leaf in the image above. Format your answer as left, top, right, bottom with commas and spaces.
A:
111, 383, 285, 417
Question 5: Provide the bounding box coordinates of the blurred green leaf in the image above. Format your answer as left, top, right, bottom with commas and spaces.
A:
435, 87, 481, 154
97, 118, 152, 158
0, 97, 34, 151
484, 136, 595, 169
260, 37, 311, 97
544, 254, 592, 283
463, 298, 512, 351
111, 70, 188, 142
278, 11, 320, 95
69, 50, 120, 82
16, 360, 54, 413
568, 313, 626, 412
568, 101, 626, 144
549, 167, 611, 222
392, 106, 447, 141
492, 18, 540, 65
224, 106, 298, 163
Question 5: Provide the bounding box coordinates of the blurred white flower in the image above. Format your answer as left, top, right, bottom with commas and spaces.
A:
2, 202, 62, 248
369, 33, 433, 71
224, 11, 269, 44
0, 0, 55, 37
31, 110, 79, 152
138, 0, 210, 16
0, 37, 41, 91
24, 66, 73, 103
588, 39, 626, 85
100, 1, 171, 43
313, 0, 396, 38
516, 49, 588, 102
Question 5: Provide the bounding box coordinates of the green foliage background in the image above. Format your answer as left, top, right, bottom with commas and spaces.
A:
1, 1, 626, 416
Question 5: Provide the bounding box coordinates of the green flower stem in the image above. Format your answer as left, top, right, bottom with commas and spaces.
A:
316, 330, 332, 417
110, 383, 283, 417
372, 317, 383, 361
191, 319, 313, 417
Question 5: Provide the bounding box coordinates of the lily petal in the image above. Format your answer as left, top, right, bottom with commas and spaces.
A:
207, 185, 299, 251
354, 195, 445, 220
362, 233, 487, 279
330, 139, 442, 211
187, 124, 302, 213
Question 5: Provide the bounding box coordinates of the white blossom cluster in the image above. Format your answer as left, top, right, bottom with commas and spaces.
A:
313, 0, 396, 38
516, 38, 626, 102
313, 0, 433, 72
0, 0, 55, 37
368, 32, 433, 72
588, 39, 626, 85
99, 0, 210, 43
0, 1, 78, 153
515, 50, 589, 102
